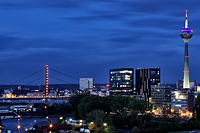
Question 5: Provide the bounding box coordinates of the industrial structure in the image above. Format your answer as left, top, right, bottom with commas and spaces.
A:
180, 10, 193, 89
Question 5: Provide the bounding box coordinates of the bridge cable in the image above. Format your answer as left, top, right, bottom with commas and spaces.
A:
49, 68, 78, 80
10, 68, 44, 85
48, 75, 72, 84
25, 76, 45, 85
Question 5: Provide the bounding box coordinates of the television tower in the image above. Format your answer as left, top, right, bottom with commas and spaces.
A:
180, 10, 193, 89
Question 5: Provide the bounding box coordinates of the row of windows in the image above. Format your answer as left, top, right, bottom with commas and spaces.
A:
110, 70, 133, 74
110, 89, 132, 92
111, 78, 132, 81
150, 79, 160, 81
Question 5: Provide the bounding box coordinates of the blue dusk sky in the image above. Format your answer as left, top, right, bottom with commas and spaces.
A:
0, 0, 200, 85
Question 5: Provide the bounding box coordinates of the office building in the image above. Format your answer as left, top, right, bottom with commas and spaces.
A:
79, 78, 93, 90
136, 68, 160, 101
171, 90, 188, 111
151, 84, 171, 111
110, 68, 133, 95
180, 10, 193, 89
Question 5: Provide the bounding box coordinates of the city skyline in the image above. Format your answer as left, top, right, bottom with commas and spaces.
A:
0, 0, 200, 85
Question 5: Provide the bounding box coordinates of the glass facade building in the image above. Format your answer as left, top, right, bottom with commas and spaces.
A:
171, 90, 188, 111
151, 84, 171, 111
110, 68, 133, 95
136, 68, 160, 101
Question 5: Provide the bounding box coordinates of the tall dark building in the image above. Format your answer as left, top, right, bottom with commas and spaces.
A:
110, 68, 133, 95
187, 91, 195, 112
136, 68, 160, 101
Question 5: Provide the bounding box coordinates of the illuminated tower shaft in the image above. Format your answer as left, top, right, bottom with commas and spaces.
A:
180, 10, 193, 89
45, 65, 49, 98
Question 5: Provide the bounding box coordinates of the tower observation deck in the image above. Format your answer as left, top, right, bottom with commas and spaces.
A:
180, 10, 193, 89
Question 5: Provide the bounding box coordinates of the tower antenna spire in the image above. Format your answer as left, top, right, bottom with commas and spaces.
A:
180, 10, 193, 89
185, 10, 188, 28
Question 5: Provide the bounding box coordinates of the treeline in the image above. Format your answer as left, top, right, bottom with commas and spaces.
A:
32, 93, 200, 132
68, 93, 200, 133
33, 102, 72, 116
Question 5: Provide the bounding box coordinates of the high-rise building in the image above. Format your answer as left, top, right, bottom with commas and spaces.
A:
180, 10, 193, 89
151, 84, 171, 111
110, 68, 133, 95
136, 68, 160, 101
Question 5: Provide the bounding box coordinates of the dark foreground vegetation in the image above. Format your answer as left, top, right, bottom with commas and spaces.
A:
68, 93, 200, 133
29, 93, 200, 133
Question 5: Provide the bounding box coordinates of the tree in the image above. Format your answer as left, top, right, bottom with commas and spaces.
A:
68, 93, 89, 119
86, 109, 105, 132
131, 126, 140, 133
110, 96, 131, 128
107, 125, 115, 133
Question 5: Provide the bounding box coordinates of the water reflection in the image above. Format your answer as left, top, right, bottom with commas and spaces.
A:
0, 99, 67, 103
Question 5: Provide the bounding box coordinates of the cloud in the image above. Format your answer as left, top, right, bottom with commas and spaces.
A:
0, 0, 199, 84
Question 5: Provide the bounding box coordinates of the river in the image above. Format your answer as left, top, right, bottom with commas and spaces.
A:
1, 117, 46, 133
0, 99, 68, 104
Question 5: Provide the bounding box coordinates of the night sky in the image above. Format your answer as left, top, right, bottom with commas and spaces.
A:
0, 0, 200, 85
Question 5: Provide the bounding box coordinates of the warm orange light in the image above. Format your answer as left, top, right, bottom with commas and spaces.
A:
49, 124, 53, 128
17, 125, 21, 129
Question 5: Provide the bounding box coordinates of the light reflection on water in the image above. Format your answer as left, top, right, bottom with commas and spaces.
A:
0, 99, 67, 103
2, 117, 47, 133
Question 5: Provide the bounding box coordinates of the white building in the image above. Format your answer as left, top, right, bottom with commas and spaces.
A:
79, 78, 93, 90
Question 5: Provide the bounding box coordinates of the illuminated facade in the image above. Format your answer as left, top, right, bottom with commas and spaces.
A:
171, 90, 188, 111
45, 65, 49, 98
136, 68, 160, 101
180, 10, 193, 89
110, 68, 133, 95
151, 84, 171, 110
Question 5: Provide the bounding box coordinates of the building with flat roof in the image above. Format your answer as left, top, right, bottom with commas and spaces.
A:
136, 68, 160, 101
79, 78, 93, 91
151, 84, 171, 111
171, 90, 188, 111
110, 68, 133, 95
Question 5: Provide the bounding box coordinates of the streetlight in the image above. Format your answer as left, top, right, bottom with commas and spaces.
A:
49, 124, 53, 128
80, 120, 84, 128
17, 125, 21, 130
49, 124, 53, 133
25, 128, 28, 132
103, 123, 108, 133
60, 116, 63, 120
